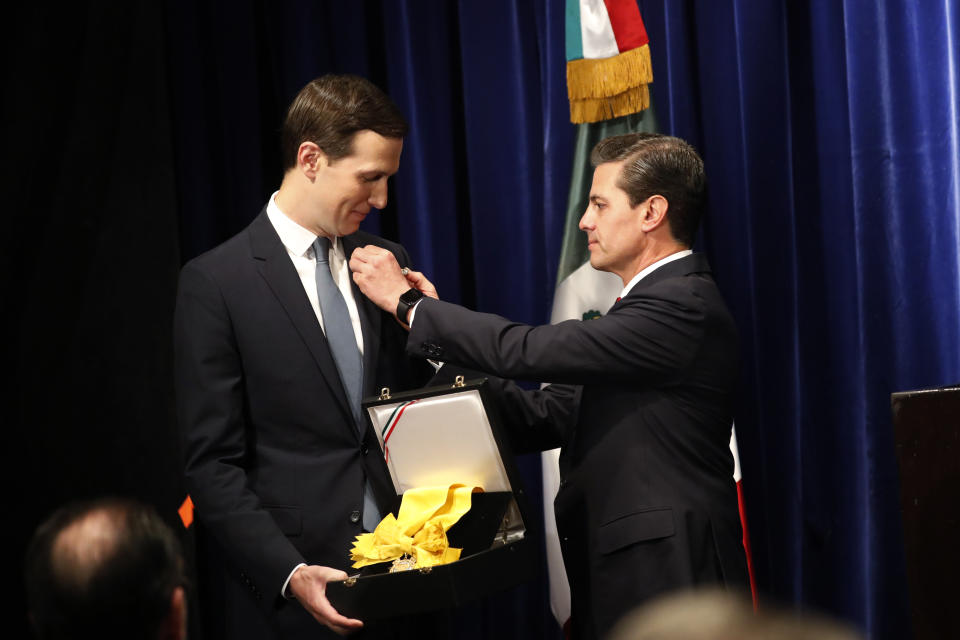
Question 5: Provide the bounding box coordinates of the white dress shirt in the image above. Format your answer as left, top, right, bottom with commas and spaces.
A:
266, 192, 364, 355
265, 192, 364, 597
618, 249, 693, 299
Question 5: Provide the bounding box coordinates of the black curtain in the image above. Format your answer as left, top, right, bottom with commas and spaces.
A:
6, 2, 183, 638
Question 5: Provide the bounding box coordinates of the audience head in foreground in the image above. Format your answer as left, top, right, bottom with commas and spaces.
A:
25, 498, 187, 640
608, 588, 863, 640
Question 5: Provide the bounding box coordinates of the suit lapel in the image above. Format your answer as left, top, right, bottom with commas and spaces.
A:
342, 233, 383, 399
247, 211, 355, 427
609, 253, 712, 312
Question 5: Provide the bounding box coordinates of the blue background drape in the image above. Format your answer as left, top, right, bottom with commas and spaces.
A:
638, 4, 960, 638
9, 1, 959, 639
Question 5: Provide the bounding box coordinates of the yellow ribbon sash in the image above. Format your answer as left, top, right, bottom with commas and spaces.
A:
350, 484, 481, 570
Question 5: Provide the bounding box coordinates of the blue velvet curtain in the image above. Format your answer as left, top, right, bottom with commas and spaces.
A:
166, 1, 960, 638
639, 1, 960, 638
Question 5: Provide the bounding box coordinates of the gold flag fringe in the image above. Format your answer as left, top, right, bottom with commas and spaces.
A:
567, 44, 653, 124
570, 84, 650, 124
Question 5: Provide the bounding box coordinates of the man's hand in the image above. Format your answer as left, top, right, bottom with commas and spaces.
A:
288, 565, 363, 635
350, 245, 438, 322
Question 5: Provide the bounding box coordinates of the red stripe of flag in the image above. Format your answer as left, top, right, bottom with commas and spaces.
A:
602, 0, 649, 52
736, 480, 759, 610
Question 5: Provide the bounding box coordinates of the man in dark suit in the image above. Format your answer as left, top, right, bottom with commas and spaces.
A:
174, 75, 431, 638
350, 133, 750, 639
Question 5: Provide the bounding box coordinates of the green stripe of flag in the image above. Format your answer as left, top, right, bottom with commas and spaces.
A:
565, 0, 582, 62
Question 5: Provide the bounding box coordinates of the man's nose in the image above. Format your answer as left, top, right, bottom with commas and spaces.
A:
578, 208, 592, 230
369, 179, 388, 209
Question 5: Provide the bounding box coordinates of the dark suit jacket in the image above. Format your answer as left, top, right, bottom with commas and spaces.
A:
174, 210, 431, 639
408, 253, 749, 640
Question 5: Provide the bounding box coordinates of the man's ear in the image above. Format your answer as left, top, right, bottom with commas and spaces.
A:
640, 195, 669, 233
297, 142, 327, 179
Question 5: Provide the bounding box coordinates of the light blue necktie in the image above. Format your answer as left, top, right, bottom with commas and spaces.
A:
314, 237, 380, 531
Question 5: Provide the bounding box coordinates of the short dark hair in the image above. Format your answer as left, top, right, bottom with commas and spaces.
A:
590, 133, 706, 247
25, 498, 186, 640
281, 74, 408, 170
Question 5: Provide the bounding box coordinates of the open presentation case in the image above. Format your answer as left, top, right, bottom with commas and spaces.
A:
326, 377, 536, 620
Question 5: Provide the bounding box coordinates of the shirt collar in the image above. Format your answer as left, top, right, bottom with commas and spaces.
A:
619, 249, 693, 299
265, 191, 342, 259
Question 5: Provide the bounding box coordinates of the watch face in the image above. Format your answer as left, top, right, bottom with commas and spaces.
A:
400, 289, 423, 304
396, 288, 423, 323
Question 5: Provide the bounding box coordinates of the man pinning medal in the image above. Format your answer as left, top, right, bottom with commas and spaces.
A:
350, 133, 750, 640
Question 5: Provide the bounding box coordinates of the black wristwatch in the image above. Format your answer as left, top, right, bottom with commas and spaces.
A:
396, 288, 424, 324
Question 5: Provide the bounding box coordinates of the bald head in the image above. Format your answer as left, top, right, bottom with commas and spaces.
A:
49, 505, 123, 593
26, 498, 186, 640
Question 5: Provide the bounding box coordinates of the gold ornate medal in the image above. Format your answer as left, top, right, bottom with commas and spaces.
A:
389, 554, 417, 573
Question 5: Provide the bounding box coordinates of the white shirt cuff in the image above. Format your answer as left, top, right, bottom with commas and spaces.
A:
407, 298, 424, 326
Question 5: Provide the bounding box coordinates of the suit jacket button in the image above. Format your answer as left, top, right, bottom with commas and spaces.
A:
422, 342, 442, 357
559, 479, 568, 489
361, 444, 369, 455
350, 510, 361, 523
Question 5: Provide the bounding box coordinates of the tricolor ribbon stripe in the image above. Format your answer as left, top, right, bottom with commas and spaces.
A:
381, 399, 419, 463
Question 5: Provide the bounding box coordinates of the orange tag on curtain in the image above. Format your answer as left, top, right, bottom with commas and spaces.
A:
178, 494, 194, 529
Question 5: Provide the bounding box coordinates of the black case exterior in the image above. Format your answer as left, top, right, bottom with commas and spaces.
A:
326, 379, 536, 620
